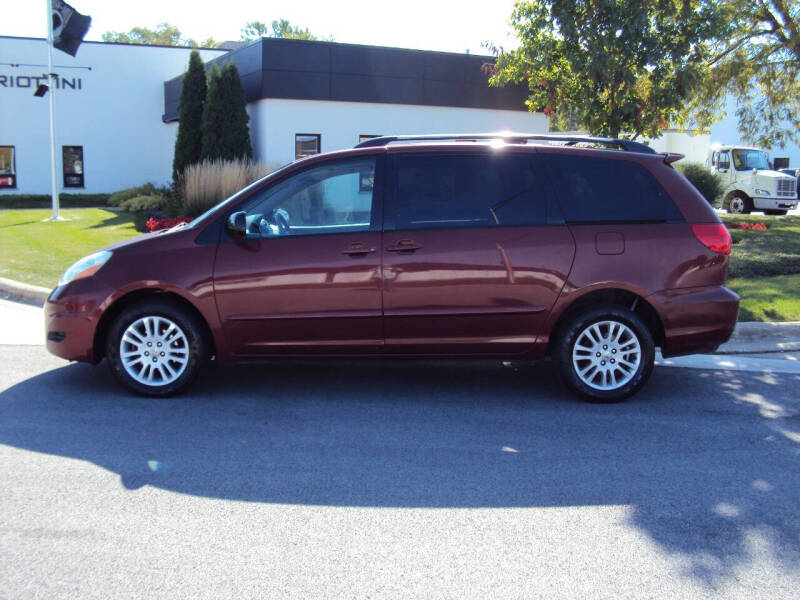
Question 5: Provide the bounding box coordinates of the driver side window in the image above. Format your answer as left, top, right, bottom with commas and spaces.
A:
242, 158, 376, 237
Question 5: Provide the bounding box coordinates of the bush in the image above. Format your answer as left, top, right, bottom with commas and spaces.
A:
0, 193, 110, 208
173, 50, 207, 185
119, 194, 167, 213
676, 162, 724, 206
108, 183, 157, 206
182, 159, 280, 216
200, 63, 252, 162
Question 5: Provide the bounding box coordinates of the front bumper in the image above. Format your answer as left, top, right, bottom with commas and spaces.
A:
45, 284, 103, 363
649, 285, 739, 358
752, 197, 797, 210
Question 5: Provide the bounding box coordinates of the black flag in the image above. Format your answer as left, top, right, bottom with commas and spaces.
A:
52, 0, 92, 57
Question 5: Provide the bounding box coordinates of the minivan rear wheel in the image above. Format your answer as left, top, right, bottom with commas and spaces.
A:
554, 305, 655, 403
106, 299, 207, 396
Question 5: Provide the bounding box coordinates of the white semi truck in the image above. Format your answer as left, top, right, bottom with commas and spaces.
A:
707, 144, 798, 215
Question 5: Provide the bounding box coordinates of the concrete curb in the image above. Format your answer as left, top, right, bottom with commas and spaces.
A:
0, 277, 50, 306
716, 321, 800, 354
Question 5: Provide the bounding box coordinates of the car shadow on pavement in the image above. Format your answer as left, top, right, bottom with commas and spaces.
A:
1, 358, 799, 585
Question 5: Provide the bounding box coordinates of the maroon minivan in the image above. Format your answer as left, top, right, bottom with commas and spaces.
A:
45, 134, 739, 402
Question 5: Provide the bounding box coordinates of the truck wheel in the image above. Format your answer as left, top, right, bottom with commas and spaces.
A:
553, 304, 655, 403
727, 193, 752, 214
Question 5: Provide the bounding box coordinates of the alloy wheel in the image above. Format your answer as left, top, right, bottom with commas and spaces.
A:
119, 316, 190, 387
571, 320, 642, 391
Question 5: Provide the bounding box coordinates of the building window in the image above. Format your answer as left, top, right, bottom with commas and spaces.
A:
295, 134, 320, 160
359, 134, 381, 144
0, 146, 16, 188
62, 146, 84, 188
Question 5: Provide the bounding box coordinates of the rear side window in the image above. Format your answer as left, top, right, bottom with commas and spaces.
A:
543, 155, 683, 224
392, 154, 548, 230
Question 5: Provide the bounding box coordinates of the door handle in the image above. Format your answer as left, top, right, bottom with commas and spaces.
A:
386, 239, 421, 253
342, 243, 376, 256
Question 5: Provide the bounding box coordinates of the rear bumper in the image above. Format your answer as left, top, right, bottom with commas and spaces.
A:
649, 285, 739, 358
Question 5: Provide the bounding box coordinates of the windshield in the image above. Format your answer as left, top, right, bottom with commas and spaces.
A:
732, 149, 770, 171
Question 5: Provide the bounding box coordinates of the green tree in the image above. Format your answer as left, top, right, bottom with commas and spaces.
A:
688, 0, 800, 149
240, 19, 331, 41
102, 22, 222, 48
201, 63, 253, 161
172, 51, 207, 184
488, 0, 722, 139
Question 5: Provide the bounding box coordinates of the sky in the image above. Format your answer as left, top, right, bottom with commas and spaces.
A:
5, 0, 520, 55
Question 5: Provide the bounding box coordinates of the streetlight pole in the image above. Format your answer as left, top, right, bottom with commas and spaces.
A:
45, 0, 63, 221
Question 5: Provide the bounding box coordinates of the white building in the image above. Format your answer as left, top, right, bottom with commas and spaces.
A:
0, 36, 548, 196
0, 37, 226, 195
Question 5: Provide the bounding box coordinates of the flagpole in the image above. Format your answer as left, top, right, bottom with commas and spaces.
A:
45, 0, 63, 221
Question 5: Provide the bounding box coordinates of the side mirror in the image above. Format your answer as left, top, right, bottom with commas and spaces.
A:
227, 211, 247, 236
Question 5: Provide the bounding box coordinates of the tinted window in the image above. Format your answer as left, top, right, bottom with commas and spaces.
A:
392, 154, 547, 230
242, 158, 375, 237
62, 145, 84, 188
295, 134, 320, 159
0, 146, 15, 188
543, 155, 683, 223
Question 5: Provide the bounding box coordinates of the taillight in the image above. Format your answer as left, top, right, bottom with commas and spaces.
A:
691, 223, 731, 255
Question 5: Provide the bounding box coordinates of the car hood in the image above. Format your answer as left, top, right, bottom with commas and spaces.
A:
103, 224, 194, 254
752, 170, 792, 180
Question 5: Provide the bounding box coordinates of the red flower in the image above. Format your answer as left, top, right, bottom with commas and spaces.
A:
146, 216, 190, 232
728, 222, 768, 230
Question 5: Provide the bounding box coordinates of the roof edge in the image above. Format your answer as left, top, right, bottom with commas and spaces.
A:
0, 34, 230, 52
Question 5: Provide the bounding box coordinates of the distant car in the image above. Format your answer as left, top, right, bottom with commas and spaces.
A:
779, 168, 800, 196
45, 133, 739, 402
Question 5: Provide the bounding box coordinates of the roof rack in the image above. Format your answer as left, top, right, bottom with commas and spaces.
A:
354, 133, 656, 154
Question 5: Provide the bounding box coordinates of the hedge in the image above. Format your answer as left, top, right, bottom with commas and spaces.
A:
0, 193, 111, 208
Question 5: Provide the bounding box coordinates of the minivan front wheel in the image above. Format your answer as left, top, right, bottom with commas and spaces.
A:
106, 299, 207, 396
554, 305, 655, 403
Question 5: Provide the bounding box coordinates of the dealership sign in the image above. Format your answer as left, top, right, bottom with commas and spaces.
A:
0, 72, 83, 90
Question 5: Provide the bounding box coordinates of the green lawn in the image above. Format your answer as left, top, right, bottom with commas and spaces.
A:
1, 208, 798, 322
721, 214, 800, 279
728, 274, 800, 322
0, 209, 140, 287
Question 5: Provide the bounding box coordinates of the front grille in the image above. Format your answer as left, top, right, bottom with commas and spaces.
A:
777, 178, 795, 197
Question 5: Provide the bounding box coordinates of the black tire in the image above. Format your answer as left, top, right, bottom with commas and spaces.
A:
764, 209, 788, 216
726, 192, 752, 214
105, 299, 207, 396
553, 304, 655, 403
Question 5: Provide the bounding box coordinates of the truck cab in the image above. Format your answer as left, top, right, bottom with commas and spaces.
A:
707, 144, 798, 215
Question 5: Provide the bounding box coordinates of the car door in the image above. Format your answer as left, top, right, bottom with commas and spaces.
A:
381, 149, 575, 356
213, 155, 384, 356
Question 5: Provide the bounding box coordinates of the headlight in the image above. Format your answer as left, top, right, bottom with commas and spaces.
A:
58, 250, 112, 286
754, 188, 770, 196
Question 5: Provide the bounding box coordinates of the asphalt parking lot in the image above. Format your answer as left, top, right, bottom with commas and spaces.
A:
2, 321, 800, 599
